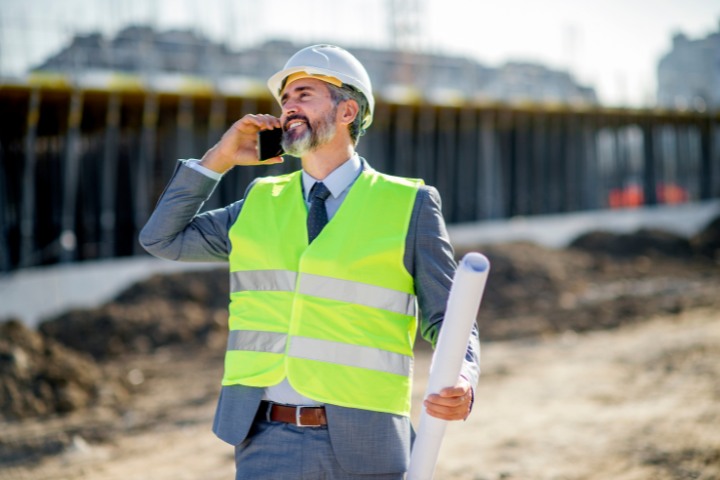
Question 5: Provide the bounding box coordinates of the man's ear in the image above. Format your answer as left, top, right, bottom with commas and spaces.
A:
338, 99, 359, 126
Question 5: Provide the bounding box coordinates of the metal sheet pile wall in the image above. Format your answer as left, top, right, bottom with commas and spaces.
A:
1, 85, 717, 272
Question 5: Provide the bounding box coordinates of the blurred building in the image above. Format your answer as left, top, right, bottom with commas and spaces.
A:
481, 62, 597, 105
657, 19, 720, 111
33, 25, 597, 106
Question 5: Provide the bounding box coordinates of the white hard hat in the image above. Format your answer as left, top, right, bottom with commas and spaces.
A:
267, 44, 374, 129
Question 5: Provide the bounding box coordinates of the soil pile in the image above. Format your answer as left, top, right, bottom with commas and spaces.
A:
39, 270, 229, 360
569, 228, 694, 257
691, 215, 720, 259
458, 222, 720, 340
0, 320, 129, 421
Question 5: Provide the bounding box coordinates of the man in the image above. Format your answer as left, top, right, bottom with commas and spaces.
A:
140, 44, 480, 479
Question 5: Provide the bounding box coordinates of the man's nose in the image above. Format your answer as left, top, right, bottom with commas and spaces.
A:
282, 98, 298, 116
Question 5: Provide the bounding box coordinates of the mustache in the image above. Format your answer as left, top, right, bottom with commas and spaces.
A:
283, 115, 309, 131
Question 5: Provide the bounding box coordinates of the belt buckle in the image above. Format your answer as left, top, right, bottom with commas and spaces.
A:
295, 406, 311, 427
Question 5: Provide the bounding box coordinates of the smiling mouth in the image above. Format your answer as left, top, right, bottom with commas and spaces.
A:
284, 116, 308, 131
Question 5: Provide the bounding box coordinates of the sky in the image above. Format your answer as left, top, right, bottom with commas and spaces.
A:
0, 0, 718, 107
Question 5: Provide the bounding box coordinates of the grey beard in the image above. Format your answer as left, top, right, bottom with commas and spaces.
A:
282, 109, 337, 157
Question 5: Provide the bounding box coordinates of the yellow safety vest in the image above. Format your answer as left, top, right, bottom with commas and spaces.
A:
224, 169, 422, 416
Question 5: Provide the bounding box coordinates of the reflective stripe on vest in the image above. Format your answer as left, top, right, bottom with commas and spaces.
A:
230, 269, 296, 293
230, 270, 417, 317
227, 329, 286, 354
227, 330, 411, 377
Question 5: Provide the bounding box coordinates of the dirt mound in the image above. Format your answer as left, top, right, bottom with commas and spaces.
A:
473, 242, 591, 314
114, 268, 229, 309
39, 298, 227, 361
36, 268, 229, 361
569, 215, 720, 260
0, 319, 129, 421
691, 214, 720, 260
569, 228, 694, 258
460, 237, 720, 340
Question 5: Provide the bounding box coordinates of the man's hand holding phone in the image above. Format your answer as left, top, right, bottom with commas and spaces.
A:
200, 114, 284, 174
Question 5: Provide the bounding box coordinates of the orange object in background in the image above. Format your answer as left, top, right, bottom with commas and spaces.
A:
657, 183, 689, 204
608, 184, 644, 208
608, 183, 689, 208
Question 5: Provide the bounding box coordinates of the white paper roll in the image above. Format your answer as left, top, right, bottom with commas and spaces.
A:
407, 252, 490, 480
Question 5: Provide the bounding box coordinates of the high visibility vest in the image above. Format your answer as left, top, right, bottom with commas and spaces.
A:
224, 169, 422, 416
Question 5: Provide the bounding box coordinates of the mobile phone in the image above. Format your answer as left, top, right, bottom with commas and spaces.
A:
258, 128, 284, 161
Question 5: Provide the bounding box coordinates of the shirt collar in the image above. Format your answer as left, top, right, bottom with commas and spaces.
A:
302, 153, 362, 202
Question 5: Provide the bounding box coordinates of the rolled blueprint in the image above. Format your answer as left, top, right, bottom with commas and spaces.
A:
407, 252, 490, 480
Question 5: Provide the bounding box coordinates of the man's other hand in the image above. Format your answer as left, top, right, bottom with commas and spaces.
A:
423, 377, 473, 421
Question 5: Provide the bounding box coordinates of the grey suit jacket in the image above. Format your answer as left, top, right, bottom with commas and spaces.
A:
139, 159, 481, 475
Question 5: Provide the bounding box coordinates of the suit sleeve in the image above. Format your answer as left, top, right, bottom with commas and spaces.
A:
139, 160, 243, 262
406, 186, 481, 389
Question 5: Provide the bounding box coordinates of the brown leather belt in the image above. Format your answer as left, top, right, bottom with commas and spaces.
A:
260, 401, 328, 427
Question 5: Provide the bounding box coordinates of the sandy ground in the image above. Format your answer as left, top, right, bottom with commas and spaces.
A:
434, 307, 720, 480
1, 306, 718, 480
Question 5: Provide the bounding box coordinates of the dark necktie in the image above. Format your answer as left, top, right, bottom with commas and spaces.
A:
307, 182, 331, 243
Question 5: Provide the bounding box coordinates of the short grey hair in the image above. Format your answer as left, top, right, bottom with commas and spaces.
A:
325, 83, 369, 146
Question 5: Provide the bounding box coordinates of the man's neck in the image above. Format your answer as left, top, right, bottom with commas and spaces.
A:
301, 142, 355, 180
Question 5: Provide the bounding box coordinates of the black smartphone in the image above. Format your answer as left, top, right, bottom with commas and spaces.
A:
258, 128, 284, 161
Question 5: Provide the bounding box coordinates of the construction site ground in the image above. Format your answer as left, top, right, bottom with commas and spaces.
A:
1, 224, 719, 480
